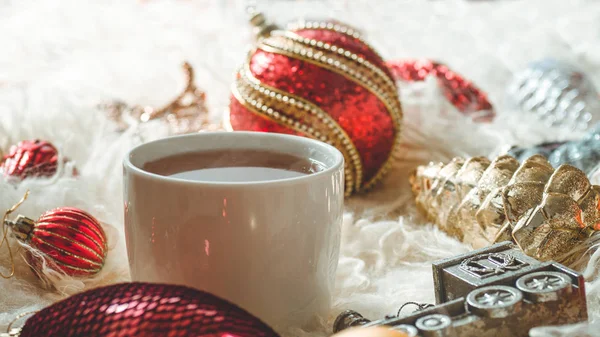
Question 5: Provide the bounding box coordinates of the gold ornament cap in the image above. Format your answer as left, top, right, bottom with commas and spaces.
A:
249, 12, 278, 40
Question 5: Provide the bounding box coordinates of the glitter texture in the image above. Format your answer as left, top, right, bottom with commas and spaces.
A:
229, 22, 401, 194
19, 283, 281, 337
387, 59, 494, 121
508, 141, 567, 164
508, 123, 600, 174
229, 97, 303, 136
293, 28, 394, 80
506, 59, 600, 130
250, 50, 394, 183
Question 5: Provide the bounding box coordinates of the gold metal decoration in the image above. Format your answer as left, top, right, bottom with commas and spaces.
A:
0, 190, 30, 279
101, 61, 220, 134
410, 154, 600, 267
4, 310, 37, 336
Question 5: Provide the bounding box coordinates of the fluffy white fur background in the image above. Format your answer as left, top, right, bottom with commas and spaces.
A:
1, 0, 600, 336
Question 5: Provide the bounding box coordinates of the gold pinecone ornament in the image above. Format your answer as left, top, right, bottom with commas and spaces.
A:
411, 154, 600, 267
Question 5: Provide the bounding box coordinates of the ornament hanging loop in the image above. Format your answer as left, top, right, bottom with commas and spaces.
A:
244, 0, 278, 39
0, 190, 30, 279
249, 12, 278, 40
397, 302, 434, 316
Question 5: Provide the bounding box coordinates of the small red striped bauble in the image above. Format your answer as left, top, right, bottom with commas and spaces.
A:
0, 139, 77, 180
11, 207, 108, 279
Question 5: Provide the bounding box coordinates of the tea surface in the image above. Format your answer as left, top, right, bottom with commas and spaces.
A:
143, 149, 325, 182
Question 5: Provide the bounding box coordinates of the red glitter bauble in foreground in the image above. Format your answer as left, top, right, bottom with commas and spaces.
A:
230, 14, 403, 196
19, 282, 281, 337
0, 139, 76, 180
386, 59, 494, 122
10, 207, 107, 280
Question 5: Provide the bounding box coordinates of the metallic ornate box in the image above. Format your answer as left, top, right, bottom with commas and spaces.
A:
334, 242, 588, 337
432, 242, 581, 303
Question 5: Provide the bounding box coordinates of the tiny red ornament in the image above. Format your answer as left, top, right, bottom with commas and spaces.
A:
0, 139, 76, 180
230, 13, 403, 196
18, 282, 280, 337
386, 59, 494, 122
8, 206, 108, 279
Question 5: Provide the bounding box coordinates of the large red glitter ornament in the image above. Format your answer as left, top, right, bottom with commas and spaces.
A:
230, 13, 403, 196
0, 139, 76, 180
7, 204, 107, 279
386, 59, 494, 122
17, 282, 280, 337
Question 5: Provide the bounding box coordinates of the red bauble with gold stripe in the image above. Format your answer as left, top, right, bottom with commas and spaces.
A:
230, 14, 403, 196
25, 207, 108, 278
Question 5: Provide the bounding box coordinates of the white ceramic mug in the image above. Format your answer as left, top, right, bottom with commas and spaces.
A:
123, 131, 344, 330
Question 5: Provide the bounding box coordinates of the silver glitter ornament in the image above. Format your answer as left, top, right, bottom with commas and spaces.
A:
590, 162, 600, 185
506, 59, 600, 130
507, 141, 565, 163
508, 122, 600, 174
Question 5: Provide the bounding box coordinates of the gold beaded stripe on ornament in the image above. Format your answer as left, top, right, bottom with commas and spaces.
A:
275, 31, 397, 95
276, 31, 402, 141
286, 21, 388, 75
233, 71, 356, 195
259, 35, 403, 130
232, 67, 356, 195
258, 36, 403, 190
259, 37, 400, 121
36, 221, 105, 252
237, 75, 363, 187
32, 228, 105, 263
238, 63, 364, 190
232, 89, 354, 196
258, 38, 404, 166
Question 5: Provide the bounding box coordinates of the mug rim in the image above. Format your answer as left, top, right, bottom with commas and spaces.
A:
123, 131, 345, 187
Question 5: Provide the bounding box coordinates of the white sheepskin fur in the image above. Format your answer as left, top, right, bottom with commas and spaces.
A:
0, 0, 599, 336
